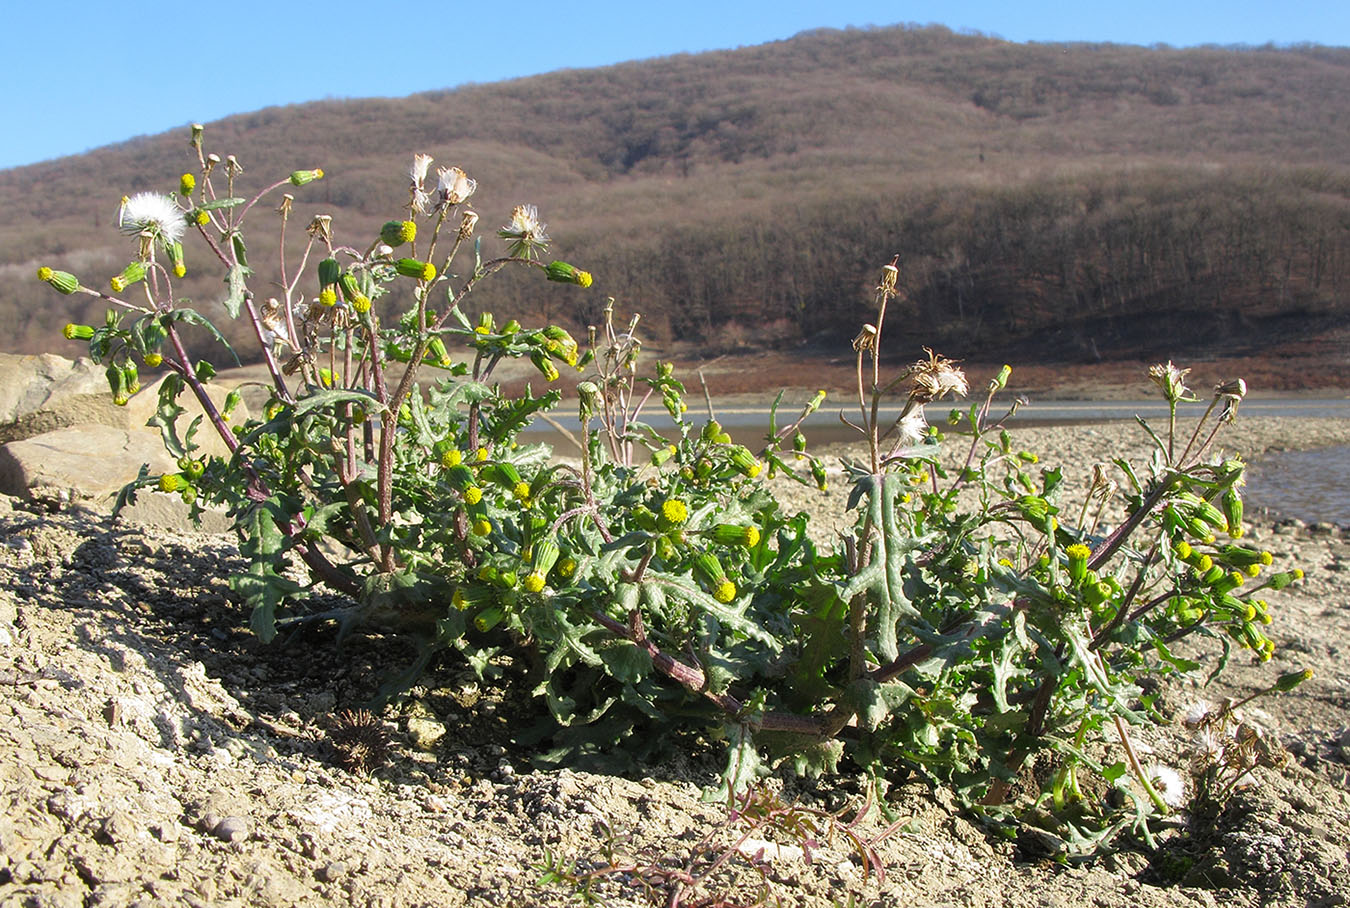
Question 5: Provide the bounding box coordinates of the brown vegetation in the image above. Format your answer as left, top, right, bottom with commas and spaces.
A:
2, 25, 1348, 388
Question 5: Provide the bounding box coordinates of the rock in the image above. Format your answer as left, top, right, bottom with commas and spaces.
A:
211, 815, 250, 844
0, 425, 176, 500
0, 353, 115, 443
0, 352, 247, 457
318, 860, 349, 882
98, 810, 140, 846
0, 424, 231, 532
406, 715, 447, 751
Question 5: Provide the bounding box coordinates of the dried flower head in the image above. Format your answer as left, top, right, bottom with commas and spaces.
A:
1148, 361, 1192, 403
498, 204, 549, 258
893, 409, 928, 447
437, 166, 477, 206
909, 348, 968, 403
410, 153, 433, 187
877, 261, 899, 295
1146, 763, 1188, 809
1216, 378, 1247, 423
330, 709, 391, 774
457, 210, 479, 241
852, 324, 877, 353
306, 215, 334, 244
118, 192, 186, 244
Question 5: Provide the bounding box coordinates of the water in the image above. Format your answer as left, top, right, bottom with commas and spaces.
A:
520, 397, 1350, 526
1245, 445, 1350, 527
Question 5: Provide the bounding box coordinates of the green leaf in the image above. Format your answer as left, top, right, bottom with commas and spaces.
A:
599, 640, 652, 684
228, 561, 304, 643
172, 308, 240, 364
845, 678, 915, 732
147, 373, 188, 459
223, 264, 247, 319
199, 197, 246, 211
292, 388, 387, 419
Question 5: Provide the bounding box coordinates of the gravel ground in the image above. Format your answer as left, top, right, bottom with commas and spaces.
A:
2, 414, 1349, 907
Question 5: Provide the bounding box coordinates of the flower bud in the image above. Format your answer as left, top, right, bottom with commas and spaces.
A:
109, 262, 146, 294
105, 363, 129, 406
338, 273, 370, 312
1274, 668, 1313, 692
179, 173, 195, 196
452, 586, 494, 611
530, 539, 561, 579
318, 257, 341, 288
530, 350, 559, 382
63, 323, 94, 340
166, 241, 186, 278
726, 445, 762, 478
158, 473, 185, 493
473, 607, 505, 632
1266, 569, 1303, 591
425, 337, 452, 368
1222, 488, 1244, 538
380, 220, 417, 247
38, 266, 80, 295
222, 389, 242, 421
990, 364, 1012, 391
544, 261, 593, 288
394, 258, 436, 281
810, 458, 828, 491
1065, 543, 1091, 585
711, 524, 761, 548
289, 168, 324, 186
651, 443, 677, 467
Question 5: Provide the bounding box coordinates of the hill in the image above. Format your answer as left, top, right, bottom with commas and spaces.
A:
2, 25, 1349, 385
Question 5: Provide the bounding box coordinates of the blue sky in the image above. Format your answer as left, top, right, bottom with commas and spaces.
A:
3, 1, 1347, 171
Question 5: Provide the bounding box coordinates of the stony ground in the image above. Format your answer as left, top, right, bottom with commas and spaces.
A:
2, 416, 1349, 908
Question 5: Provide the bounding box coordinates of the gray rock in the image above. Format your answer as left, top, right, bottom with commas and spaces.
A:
406, 715, 447, 751
0, 353, 247, 457
318, 860, 349, 882
0, 425, 176, 500
211, 815, 250, 844
0, 424, 232, 532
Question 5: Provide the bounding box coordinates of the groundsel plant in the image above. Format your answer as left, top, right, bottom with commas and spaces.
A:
44, 136, 1309, 858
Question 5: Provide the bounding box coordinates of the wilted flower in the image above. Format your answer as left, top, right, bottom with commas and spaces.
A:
1216, 378, 1247, 423
909, 349, 968, 402
498, 204, 549, 258
877, 262, 899, 294
852, 324, 877, 352
1183, 699, 1218, 729
457, 210, 479, 241
118, 192, 186, 244
894, 409, 928, 447
1146, 763, 1188, 809
1148, 361, 1192, 403
307, 215, 333, 244
410, 153, 433, 187
437, 166, 476, 206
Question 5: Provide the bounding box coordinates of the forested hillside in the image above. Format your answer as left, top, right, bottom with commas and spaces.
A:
3, 25, 1347, 370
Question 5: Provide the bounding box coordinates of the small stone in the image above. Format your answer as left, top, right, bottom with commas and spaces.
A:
99, 810, 139, 845
406, 715, 446, 751
211, 815, 250, 844
318, 860, 349, 883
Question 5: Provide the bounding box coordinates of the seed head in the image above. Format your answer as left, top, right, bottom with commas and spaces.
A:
330, 709, 391, 774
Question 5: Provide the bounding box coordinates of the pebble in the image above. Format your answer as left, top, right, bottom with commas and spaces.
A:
211, 815, 250, 844
318, 860, 349, 882
406, 716, 447, 751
